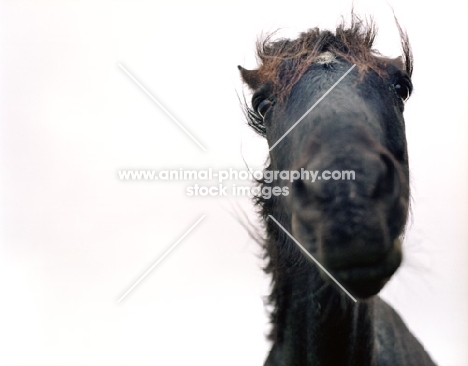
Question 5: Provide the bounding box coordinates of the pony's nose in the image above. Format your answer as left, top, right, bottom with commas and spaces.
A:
291, 149, 401, 209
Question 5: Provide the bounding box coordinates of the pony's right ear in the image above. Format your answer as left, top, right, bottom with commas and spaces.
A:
387, 56, 406, 71
238, 66, 262, 90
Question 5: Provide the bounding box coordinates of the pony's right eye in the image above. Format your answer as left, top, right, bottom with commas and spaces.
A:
393, 76, 412, 103
256, 99, 274, 119
394, 83, 411, 102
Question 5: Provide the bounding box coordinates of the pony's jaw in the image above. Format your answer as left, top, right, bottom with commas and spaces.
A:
291, 211, 403, 299
331, 238, 402, 298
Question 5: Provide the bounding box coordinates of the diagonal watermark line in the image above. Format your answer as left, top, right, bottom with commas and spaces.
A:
267, 215, 357, 302
117, 215, 206, 303
269, 64, 356, 151
118, 63, 207, 152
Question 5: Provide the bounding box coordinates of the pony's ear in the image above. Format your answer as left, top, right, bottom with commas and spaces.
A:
238, 66, 262, 90
388, 56, 405, 71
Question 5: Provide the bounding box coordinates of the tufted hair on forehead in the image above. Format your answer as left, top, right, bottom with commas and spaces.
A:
241, 13, 413, 102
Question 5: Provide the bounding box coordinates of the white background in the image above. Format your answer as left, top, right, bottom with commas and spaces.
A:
0, 0, 467, 365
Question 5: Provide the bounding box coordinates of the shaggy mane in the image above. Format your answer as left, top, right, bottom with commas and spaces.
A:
252, 14, 413, 102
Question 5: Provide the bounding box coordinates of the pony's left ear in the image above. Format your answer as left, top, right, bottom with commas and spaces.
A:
238, 66, 262, 90
388, 56, 405, 71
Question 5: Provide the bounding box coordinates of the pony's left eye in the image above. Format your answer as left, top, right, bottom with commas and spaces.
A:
394, 83, 411, 102
256, 99, 274, 119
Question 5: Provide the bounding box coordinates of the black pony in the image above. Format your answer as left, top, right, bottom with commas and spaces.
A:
239, 15, 436, 365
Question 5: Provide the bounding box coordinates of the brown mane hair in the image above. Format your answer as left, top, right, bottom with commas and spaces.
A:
247, 14, 412, 102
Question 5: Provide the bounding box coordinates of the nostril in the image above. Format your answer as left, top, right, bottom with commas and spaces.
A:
291, 178, 310, 208
373, 153, 401, 203
291, 173, 334, 209
291, 150, 403, 208
290, 175, 327, 210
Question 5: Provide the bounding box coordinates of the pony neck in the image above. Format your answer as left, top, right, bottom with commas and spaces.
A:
267, 268, 378, 366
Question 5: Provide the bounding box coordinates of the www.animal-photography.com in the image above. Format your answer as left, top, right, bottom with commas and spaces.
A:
0, 0, 467, 365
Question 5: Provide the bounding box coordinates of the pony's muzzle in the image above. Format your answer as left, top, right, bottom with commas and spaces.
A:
289, 143, 405, 298
291, 147, 401, 213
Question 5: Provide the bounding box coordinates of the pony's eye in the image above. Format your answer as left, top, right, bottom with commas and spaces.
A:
394, 83, 411, 102
257, 99, 273, 118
